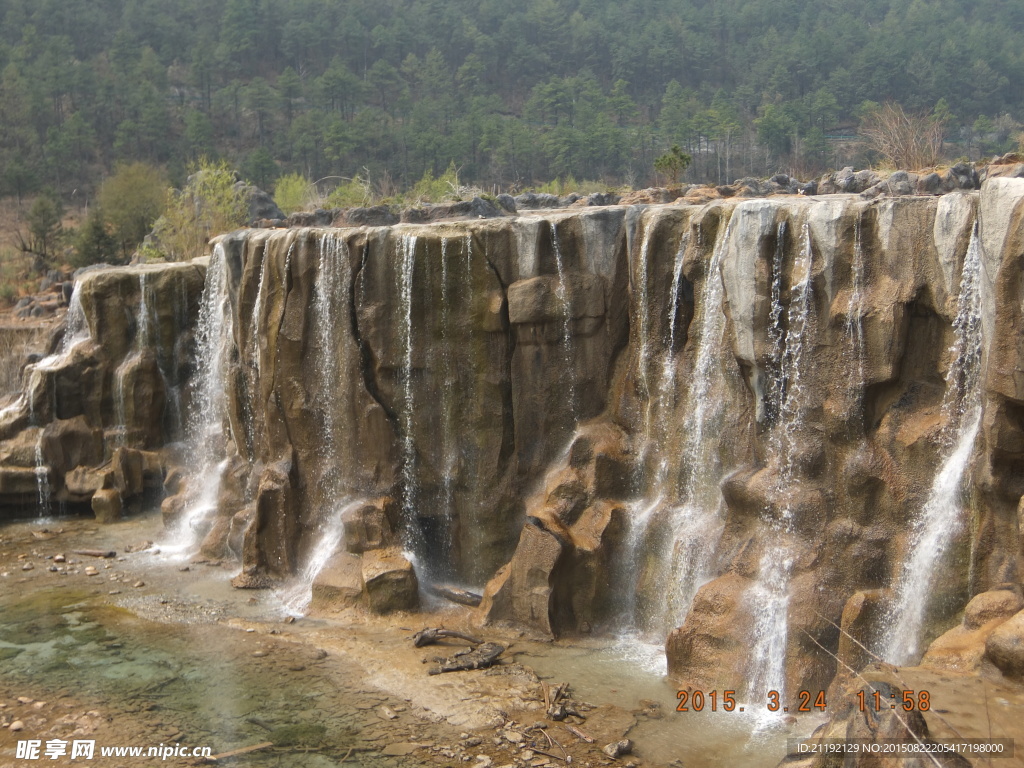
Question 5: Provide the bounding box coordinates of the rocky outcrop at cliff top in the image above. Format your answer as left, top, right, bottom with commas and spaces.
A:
4, 174, 1024, 703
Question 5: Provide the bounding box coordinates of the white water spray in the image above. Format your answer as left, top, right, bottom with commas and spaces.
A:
884, 224, 985, 664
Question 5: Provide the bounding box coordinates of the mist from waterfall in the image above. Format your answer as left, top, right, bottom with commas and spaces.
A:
884, 223, 985, 665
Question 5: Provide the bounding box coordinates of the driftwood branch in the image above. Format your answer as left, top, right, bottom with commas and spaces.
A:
412, 628, 484, 647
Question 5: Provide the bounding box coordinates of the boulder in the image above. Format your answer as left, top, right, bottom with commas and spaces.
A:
984, 609, 1024, 678
342, 497, 397, 554
480, 524, 564, 635
112, 447, 145, 497
65, 465, 114, 498
361, 547, 419, 613
964, 588, 1024, 630
0, 466, 43, 496
41, 416, 104, 479
311, 551, 364, 611
91, 488, 121, 523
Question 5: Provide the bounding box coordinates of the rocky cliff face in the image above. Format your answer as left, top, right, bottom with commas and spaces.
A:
0, 262, 205, 520
4, 179, 1024, 701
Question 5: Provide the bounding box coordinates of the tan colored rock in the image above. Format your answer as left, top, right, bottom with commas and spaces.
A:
311, 551, 364, 611
65, 465, 114, 498
984, 609, 1024, 679
964, 588, 1024, 630
91, 488, 121, 523
112, 447, 145, 497
361, 547, 418, 613
342, 497, 397, 554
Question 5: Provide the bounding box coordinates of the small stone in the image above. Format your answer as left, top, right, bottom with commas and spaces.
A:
133, 581, 145, 588
48, 566, 58, 572
17, 697, 33, 704
9, 720, 24, 731
31, 702, 46, 710
603, 740, 633, 759
379, 706, 398, 720
84, 566, 98, 576
178, 566, 190, 572
54, 554, 65, 563
283, 616, 295, 624
108, 590, 121, 595
465, 737, 482, 747
251, 651, 267, 658
245, 628, 255, 633
474, 757, 492, 768
504, 730, 525, 743
21, 563, 33, 571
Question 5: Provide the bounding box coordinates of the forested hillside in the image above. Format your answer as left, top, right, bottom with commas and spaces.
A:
1, 0, 1022, 199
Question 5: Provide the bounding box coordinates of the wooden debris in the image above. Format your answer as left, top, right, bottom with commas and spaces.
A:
413, 627, 484, 647
428, 642, 504, 674
563, 724, 593, 743
204, 741, 273, 761
427, 584, 483, 607
72, 549, 116, 558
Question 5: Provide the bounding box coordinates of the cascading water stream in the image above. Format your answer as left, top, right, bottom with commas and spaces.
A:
277, 233, 368, 609
622, 212, 734, 635
660, 215, 734, 628
167, 243, 234, 554
846, 214, 867, 419
883, 224, 985, 665
23, 286, 90, 514
747, 220, 815, 704
617, 223, 687, 632
397, 234, 423, 560
551, 220, 577, 418
34, 434, 51, 517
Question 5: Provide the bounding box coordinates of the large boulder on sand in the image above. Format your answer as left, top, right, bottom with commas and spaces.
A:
311, 551, 364, 611
984, 609, 1024, 679
362, 547, 418, 613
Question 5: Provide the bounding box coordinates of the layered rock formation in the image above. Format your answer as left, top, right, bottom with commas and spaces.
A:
0, 262, 205, 519
3, 176, 1024, 700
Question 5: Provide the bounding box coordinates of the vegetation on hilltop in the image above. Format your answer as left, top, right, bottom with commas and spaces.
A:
0, 0, 1023, 293
0, 0, 1021, 201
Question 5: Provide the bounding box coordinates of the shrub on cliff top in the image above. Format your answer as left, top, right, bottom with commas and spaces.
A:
150, 159, 248, 261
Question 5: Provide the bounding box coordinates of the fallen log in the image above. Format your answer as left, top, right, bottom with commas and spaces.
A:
72, 549, 116, 558
428, 642, 504, 674
427, 584, 483, 607
412, 627, 484, 647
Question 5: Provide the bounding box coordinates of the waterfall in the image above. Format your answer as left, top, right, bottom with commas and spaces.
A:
884, 224, 984, 665
551, 220, 576, 417
436, 236, 464, 575
747, 220, 816, 703
397, 234, 422, 558
137, 272, 151, 349
169, 243, 234, 552
290, 234, 359, 596
34, 433, 51, 517
618, 219, 688, 630
634, 215, 656, 441
661, 215, 733, 627
623, 211, 734, 634
846, 214, 867, 419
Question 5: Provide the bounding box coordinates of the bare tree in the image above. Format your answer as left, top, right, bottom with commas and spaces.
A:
859, 102, 946, 169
